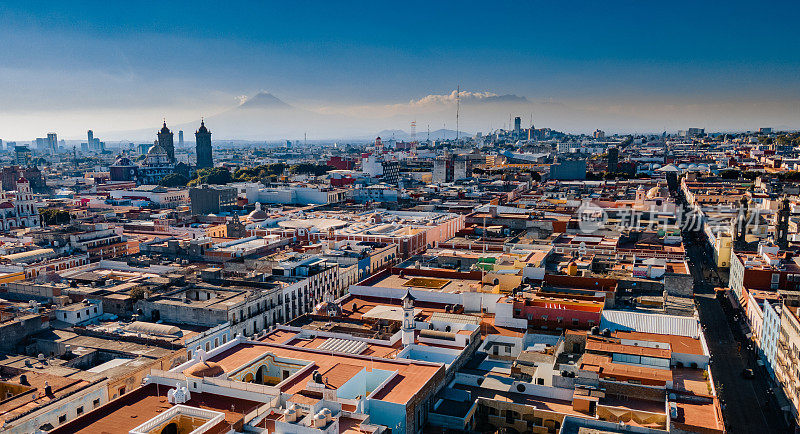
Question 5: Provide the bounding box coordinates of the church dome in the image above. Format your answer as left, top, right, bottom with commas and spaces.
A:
113, 156, 133, 166
247, 209, 269, 221
185, 361, 225, 378
147, 144, 167, 155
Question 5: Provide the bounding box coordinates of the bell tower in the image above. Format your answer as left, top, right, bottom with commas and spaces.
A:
402, 290, 415, 346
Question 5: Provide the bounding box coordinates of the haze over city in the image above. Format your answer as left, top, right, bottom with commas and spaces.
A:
3, 3, 800, 434
1, 1, 800, 140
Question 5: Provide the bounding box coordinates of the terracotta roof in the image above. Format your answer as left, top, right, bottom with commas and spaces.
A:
185, 361, 225, 378
586, 338, 671, 359
203, 342, 443, 405
614, 330, 705, 356
319, 363, 364, 389
50, 383, 260, 434
580, 353, 672, 384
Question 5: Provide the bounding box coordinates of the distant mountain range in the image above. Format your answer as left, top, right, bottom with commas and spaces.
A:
98, 91, 487, 142
373, 128, 469, 141
237, 92, 293, 110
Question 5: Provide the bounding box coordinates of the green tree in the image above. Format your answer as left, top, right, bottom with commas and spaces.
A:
288, 163, 333, 176
129, 287, 147, 300
39, 208, 71, 225
188, 167, 232, 186
159, 173, 189, 187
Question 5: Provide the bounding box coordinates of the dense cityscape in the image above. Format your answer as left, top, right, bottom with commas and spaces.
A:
3, 2, 800, 434
0, 121, 798, 434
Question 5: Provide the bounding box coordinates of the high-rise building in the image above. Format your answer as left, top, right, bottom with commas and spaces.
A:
195, 120, 213, 169
189, 184, 236, 215
432, 151, 454, 183
14, 146, 31, 166
157, 121, 175, 162
381, 161, 400, 185
178, 130, 184, 147
607, 147, 619, 172
46, 132, 58, 154
513, 116, 521, 138
85, 130, 103, 151
593, 129, 605, 139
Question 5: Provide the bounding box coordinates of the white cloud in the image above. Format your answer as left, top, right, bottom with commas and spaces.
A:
401, 90, 528, 107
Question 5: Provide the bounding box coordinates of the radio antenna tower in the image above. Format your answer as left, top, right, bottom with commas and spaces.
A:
455, 85, 460, 142
410, 120, 417, 156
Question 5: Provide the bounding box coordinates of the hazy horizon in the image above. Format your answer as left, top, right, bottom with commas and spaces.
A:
2, 1, 799, 141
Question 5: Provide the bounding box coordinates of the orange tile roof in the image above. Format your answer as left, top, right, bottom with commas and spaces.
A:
586, 338, 671, 359
671, 398, 724, 433
614, 330, 705, 356
257, 329, 298, 344
0, 371, 89, 422
581, 353, 672, 384
320, 363, 365, 389
205, 342, 443, 405
50, 383, 259, 434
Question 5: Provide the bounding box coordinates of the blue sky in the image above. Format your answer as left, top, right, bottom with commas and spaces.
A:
1, 1, 799, 139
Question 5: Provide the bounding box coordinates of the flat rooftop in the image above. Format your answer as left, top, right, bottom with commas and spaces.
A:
200, 342, 442, 405
50, 383, 259, 434
368, 273, 484, 293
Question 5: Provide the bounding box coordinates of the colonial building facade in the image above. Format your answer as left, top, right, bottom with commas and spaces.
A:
0, 177, 40, 230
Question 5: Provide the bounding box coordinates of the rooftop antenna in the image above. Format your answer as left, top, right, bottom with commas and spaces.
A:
456, 85, 460, 142
410, 120, 417, 156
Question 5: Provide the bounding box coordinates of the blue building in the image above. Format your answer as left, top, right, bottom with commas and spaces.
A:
549, 159, 587, 180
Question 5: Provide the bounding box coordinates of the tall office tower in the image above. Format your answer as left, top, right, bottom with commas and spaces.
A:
607, 147, 619, 172
514, 116, 521, 138
46, 132, 58, 154
88, 130, 93, 144
195, 120, 213, 169
157, 121, 175, 162
15, 146, 31, 165
178, 130, 184, 147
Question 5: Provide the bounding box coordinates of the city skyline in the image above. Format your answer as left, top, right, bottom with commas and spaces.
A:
1, 1, 800, 140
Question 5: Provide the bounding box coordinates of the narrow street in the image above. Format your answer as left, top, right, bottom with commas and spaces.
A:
682, 222, 789, 433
